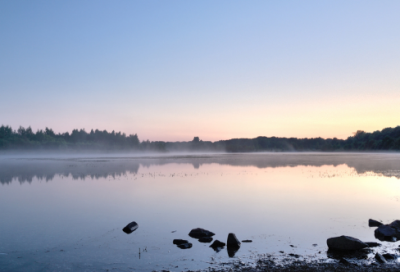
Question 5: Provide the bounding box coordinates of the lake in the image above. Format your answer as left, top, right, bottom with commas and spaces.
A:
1, 153, 400, 271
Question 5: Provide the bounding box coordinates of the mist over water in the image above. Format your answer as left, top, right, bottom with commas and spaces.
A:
1, 153, 400, 271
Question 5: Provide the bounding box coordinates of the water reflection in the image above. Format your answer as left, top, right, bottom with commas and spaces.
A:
1, 153, 400, 185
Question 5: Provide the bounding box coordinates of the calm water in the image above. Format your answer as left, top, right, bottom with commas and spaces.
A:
1, 153, 400, 271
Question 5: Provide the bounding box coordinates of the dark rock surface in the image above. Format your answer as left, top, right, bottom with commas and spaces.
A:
326, 236, 368, 251
177, 242, 192, 249
390, 220, 400, 229
375, 225, 400, 242
188, 228, 215, 238
198, 237, 213, 243
375, 253, 387, 263
210, 240, 226, 248
242, 240, 252, 243
369, 219, 383, 227
365, 242, 381, 247
227, 233, 241, 248
122, 221, 138, 234
382, 253, 397, 260
173, 239, 188, 245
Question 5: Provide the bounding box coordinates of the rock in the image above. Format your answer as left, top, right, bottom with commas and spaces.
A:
374, 225, 400, 242
210, 240, 226, 248
122, 221, 138, 234
289, 253, 300, 258
173, 239, 188, 245
198, 237, 213, 243
188, 228, 215, 239
365, 242, 381, 248
390, 220, 400, 229
227, 246, 239, 257
242, 240, 252, 243
369, 219, 383, 227
227, 233, 241, 248
382, 253, 397, 260
177, 243, 192, 249
375, 253, 387, 264
326, 236, 368, 251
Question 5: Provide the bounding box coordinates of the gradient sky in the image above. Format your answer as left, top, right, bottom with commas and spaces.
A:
1, 1, 399, 141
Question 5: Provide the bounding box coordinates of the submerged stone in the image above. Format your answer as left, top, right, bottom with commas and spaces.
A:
210, 240, 226, 249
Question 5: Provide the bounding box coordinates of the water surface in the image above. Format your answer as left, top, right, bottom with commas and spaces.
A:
1, 153, 400, 271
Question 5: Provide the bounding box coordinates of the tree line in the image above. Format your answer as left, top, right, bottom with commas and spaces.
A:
1, 125, 400, 152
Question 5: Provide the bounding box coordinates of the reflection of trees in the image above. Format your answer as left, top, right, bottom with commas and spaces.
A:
1, 153, 400, 185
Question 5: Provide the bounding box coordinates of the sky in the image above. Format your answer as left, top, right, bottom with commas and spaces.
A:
1, 0, 399, 141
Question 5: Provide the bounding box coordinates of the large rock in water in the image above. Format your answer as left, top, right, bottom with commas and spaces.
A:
188, 228, 215, 238
369, 219, 383, 227
326, 236, 368, 251
227, 233, 241, 248
122, 221, 138, 234
374, 225, 400, 242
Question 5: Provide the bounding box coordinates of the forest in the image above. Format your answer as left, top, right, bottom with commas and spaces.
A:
0, 125, 399, 152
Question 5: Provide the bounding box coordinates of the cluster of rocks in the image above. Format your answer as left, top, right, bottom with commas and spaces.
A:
173, 228, 249, 257
370, 219, 400, 242
326, 219, 400, 265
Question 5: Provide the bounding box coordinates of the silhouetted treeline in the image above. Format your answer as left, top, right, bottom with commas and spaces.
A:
0, 126, 139, 150
1, 125, 400, 152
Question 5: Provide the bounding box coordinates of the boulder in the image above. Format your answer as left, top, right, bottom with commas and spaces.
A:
198, 237, 213, 243
326, 236, 368, 251
188, 228, 215, 239
374, 225, 400, 242
227, 233, 241, 248
177, 243, 192, 249
369, 219, 383, 227
173, 239, 188, 245
375, 253, 387, 264
122, 221, 138, 234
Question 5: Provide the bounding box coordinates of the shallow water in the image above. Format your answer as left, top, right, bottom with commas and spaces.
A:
1, 153, 400, 271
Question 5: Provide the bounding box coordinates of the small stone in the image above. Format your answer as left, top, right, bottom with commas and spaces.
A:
210, 240, 225, 248
122, 221, 138, 234
369, 219, 383, 227
177, 243, 192, 249
173, 239, 188, 245
375, 253, 387, 264
241, 240, 252, 243
382, 253, 397, 260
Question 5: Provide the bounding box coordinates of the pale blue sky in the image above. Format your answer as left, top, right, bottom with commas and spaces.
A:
1, 1, 399, 141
